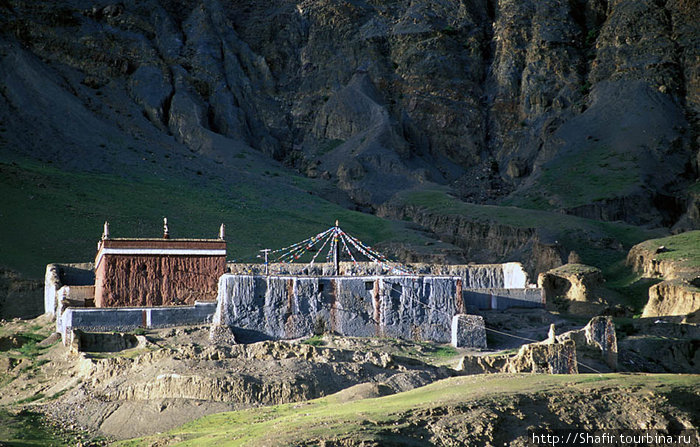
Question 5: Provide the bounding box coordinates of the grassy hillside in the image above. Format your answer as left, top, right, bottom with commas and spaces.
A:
115, 373, 699, 447
502, 144, 641, 210
632, 231, 700, 271
0, 159, 407, 278
396, 188, 666, 272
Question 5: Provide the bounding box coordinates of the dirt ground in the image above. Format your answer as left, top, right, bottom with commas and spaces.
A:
0, 311, 698, 445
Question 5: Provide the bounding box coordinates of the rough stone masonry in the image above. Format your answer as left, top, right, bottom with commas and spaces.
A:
210, 274, 465, 343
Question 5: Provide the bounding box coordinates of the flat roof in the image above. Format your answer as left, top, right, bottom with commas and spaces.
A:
96, 238, 226, 268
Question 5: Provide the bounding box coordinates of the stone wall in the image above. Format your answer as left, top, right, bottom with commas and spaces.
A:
44, 263, 94, 316
227, 262, 531, 289
451, 314, 487, 349
462, 288, 544, 310
211, 274, 462, 343
557, 316, 618, 370
506, 339, 579, 374
57, 301, 216, 341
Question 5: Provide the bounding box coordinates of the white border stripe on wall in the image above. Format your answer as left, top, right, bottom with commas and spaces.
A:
96, 248, 226, 268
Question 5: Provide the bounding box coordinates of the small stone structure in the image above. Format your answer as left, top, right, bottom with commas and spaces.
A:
451, 314, 487, 349
210, 274, 463, 343
44, 263, 94, 316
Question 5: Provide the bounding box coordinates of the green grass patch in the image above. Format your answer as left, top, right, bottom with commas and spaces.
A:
503, 144, 641, 210
316, 139, 345, 156
115, 374, 699, 447
15, 393, 45, 405
47, 388, 68, 400
0, 409, 92, 446
547, 263, 600, 276
634, 230, 700, 270
432, 345, 458, 358
301, 335, 326, 347
0, 159, 407, 278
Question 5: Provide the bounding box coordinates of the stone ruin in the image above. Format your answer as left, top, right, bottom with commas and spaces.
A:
457, 316, 618, 375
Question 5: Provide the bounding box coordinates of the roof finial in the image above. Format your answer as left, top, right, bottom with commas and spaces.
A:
163, 217, 170, 239
335, 219, 339, 228
219, 223, 225, 240
102, 221, 110, 240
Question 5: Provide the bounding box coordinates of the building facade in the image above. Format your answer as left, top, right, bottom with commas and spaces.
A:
94, 231, 226, 307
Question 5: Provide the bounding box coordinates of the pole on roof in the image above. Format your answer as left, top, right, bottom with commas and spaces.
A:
260, 249, 271, 275
219, 223, 225, 240
333, 220, 340, 276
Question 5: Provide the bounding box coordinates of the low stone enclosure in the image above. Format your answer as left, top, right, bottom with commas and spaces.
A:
57, 302, 217, 342
48, 261, 542, 348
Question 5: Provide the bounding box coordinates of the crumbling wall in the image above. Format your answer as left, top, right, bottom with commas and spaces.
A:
506, 339, 579, 374
44, 263, 94, 316
211, 275, 462, 343
557, 316, 618, 370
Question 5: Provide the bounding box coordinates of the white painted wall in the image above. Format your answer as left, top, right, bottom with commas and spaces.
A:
502, 262, 529, 288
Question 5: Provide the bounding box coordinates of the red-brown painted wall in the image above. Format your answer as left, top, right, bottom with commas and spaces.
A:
95, 254, 225, 307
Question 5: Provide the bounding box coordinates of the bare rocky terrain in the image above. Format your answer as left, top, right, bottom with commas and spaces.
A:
1, 312, 698, 445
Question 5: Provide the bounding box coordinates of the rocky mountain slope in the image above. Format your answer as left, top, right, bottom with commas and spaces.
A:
0, 0, 697, 286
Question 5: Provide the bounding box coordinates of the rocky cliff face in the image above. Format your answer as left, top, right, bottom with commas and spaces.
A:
627, 232, 700, 318
0, 0, 696, 218
0, 0, 697, 291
